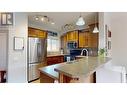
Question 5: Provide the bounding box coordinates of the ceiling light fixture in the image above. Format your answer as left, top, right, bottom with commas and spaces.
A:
93, 13, 99, 33
41, 17, 44, 21
34, 15, 54, 25
51, 22, 55, 25
35, 16, 39, 20
76, 13, 85, 26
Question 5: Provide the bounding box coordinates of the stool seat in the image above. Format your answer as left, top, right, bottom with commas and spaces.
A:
0, 70, 6, 83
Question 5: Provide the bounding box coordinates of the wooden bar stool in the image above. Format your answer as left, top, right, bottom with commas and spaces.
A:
0, 70, 6, 83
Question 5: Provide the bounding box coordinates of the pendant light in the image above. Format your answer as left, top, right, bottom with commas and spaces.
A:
93, 13, 99, 33
76, 13, 85, 26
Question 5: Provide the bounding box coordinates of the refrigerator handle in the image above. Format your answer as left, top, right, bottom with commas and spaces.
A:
37, 43, 40, 57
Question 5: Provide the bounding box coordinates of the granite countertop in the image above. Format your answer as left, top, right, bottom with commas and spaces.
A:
39, 63, 65, 80
54, 57, 111, 78
39, 57, 111, 79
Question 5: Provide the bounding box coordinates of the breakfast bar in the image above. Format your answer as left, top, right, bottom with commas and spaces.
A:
39, 57, 111, 83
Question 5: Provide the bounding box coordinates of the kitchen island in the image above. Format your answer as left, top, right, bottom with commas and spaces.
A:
39, 57, 111, 83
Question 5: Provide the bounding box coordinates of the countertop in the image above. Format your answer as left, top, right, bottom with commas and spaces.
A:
55, 57, 111, 78
39, 57, 111, 79
39, 63, 65, 80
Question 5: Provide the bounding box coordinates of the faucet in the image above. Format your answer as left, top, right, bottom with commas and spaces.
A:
80, 48, 88, 57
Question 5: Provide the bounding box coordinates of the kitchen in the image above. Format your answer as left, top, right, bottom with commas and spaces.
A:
27, 12, 101, 83
27, 12, 117, 83
0, 12, 126, 83
1, 1, 127, 95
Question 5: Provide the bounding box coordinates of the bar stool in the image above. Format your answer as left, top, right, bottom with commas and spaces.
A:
0, 70, 6, 83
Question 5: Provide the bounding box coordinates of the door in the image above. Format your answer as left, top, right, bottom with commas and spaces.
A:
28, 64, 39, 82
0, 33, 7, 70
28, 37, 46, 64
28, 37, 39, 63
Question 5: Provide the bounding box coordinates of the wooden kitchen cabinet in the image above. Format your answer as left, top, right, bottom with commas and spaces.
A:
78, 30, 98, 48
60, 25, 98, 49
78, 30, 90, 48
61, 30, 78, 49
90, 33, 98, 48
46, 55, 64, 65
66, 30, 78, 42
28, 27, 47, 38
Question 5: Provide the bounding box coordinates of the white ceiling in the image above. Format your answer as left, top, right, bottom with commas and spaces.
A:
28, 12, 98, 33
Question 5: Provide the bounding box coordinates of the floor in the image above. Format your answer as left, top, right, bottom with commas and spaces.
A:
31, 79, 40, 83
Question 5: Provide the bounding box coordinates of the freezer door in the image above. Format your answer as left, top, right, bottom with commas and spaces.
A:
28, 64, 40, 82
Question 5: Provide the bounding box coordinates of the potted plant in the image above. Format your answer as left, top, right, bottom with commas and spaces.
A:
98, 48, 106, 57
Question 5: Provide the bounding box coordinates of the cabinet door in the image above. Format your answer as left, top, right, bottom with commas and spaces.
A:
66, 32, 71, 41
36, 29, 47, 38
72, 31, 78, 42
28, 27, 47, 38
79, 31, 89, 48
91, 33, 98, 48
79, 32, 85, 47
28, 28, 37, 37
47, 56, 64, 65
66, 31, 78, 42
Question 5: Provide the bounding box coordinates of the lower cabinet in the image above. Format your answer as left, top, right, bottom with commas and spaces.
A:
46, 55, 64, 65
40, 72, 55, 83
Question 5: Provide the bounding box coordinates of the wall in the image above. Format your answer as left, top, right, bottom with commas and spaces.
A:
97, 12, 127, 83
0, 32, 8, 70
99, 12, 105, 49
99, 12, 111, 50
100, 12, 127, 71
7, 13, 28, 82
109, 13, 127, 71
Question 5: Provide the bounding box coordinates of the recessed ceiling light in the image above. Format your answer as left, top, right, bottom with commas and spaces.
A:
41, 17, 44, 21
35, 17, 39, 20
51, 22, 55, 25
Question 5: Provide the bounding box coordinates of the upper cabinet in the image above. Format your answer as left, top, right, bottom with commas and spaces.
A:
61, 30, 78, 49
66, 31, 78, 42
78, 30, 90, 48
28, 27, 47, 38
78, 30, 98, 48
60, 23, 99, 49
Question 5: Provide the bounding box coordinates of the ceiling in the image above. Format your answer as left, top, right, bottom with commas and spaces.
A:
28, 12, 98, 33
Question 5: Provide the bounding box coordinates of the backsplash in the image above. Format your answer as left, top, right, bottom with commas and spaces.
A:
64, 47, 98, 56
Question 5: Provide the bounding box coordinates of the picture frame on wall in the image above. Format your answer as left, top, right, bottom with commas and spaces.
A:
14, 37, 24, 50
105, 24, 112, 56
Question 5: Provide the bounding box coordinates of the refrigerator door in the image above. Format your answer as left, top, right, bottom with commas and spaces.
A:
28, 37, 47, 64
37, 38, 47, 63
28, 37, 39, 63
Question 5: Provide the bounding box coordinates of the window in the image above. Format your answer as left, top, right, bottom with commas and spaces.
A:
47, 38, 60, 52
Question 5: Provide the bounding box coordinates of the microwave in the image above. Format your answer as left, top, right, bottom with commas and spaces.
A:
67, 42, 77, 49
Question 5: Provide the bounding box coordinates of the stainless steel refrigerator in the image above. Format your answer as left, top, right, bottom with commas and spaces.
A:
28, 37, 47, 82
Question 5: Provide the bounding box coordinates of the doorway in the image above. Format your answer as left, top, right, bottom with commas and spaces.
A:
0, 32, 7, 83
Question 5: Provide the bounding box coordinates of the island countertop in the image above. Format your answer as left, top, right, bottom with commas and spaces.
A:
54, 57, 111, 78
39, 57, 111, 81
